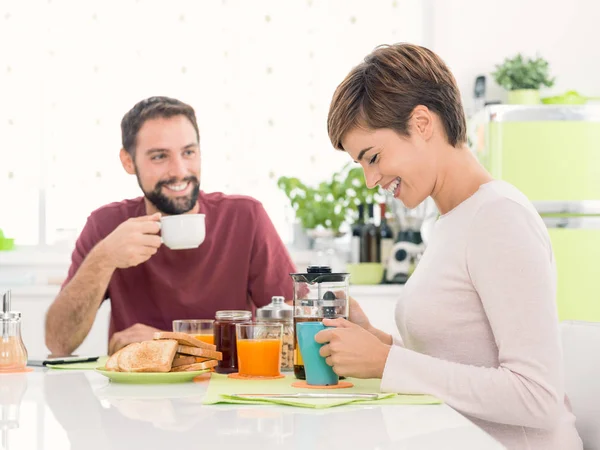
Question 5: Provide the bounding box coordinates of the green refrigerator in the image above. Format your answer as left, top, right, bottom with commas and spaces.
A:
471, 105, 600, 321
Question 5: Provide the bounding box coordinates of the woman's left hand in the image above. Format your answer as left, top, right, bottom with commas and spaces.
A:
316, 318, 391, 379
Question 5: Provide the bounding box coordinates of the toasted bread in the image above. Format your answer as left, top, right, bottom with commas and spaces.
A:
171, 355, 197, 368
153, 331, 216, 350
105, 347, 125, 371
176, 345, 222, 360
194, 357, 212, 363
169, 360, 218, 372
117, 339, 178, 372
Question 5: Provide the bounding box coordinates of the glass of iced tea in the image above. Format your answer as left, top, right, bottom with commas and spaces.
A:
235, 323, 283, 377
172, 319, 215, 345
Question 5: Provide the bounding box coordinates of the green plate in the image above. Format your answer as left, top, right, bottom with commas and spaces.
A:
95, 367, 211, 384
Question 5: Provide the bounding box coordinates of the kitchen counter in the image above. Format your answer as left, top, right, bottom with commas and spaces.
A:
4, 284, 403, 360
1, 246, 407, 367
1, 283, 403, 299
1, 369, 505, 450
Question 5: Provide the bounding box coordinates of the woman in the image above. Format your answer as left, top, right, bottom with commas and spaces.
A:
318, 43, 582, 450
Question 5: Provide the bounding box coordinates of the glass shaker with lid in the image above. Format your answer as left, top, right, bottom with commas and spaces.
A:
256, 296, 294, 370
0, 290, 28, 372
290, 265, 350, 379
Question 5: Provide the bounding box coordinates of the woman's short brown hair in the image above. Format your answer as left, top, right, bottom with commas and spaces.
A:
327, 43, 466, 150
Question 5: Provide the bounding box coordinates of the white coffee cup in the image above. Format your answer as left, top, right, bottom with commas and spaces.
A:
160, 214, 206, 250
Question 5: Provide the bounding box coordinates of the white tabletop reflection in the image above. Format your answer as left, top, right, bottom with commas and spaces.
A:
0, 369, 504, 450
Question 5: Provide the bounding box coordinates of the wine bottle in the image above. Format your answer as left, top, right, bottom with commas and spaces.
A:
361, 203, 380, 262
350, 204, 365, 264
379, 202, 394, 269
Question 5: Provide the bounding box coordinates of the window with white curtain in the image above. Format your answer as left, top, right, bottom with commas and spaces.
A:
0, 0, 425, 247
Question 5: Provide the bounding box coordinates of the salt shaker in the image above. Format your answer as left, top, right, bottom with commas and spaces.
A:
0, 290, 28, 372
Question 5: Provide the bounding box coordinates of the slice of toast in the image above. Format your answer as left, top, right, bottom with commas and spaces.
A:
169, 360, 218, 372
117, 339, 178, 372
194, 357, 212, 363
176, 345, 222, 361
105, 347, 125, 371
171, 355, 197, 368
153, 331, 216, 350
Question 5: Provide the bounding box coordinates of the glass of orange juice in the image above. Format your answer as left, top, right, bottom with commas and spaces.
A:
172, 319, 215, 345
235, 323, 283, 377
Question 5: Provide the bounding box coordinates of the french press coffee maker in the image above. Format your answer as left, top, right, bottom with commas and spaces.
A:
290, 265, 350, 380
0, 290, 28, 372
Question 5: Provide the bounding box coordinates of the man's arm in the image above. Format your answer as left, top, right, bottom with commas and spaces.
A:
45, 244, 114, 356
45, 214, 162, 355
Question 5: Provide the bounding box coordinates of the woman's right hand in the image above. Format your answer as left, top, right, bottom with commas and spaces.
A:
336, 291, 393, 345
342, 293, 372, 331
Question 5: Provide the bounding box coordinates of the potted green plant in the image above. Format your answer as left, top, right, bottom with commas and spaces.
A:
491, 53, 555, 105
277, 163, 382, 236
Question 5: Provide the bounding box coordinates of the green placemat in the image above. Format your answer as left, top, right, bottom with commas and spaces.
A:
203, 373, 441, 409
46, 356, 108, 370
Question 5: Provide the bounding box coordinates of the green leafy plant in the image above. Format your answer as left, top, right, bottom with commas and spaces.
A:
277, 163, 382, 234
491, 53, 555, 91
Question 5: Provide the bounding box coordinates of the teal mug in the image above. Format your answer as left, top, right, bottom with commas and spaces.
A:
296, 321, 338, 386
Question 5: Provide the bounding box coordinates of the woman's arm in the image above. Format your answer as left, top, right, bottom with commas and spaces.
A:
380, 199, 563, 430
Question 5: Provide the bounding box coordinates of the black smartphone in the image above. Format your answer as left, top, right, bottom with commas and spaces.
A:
28, 356, 99, 367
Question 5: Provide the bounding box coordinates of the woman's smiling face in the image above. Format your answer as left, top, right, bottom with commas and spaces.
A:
341, 118, 438, 209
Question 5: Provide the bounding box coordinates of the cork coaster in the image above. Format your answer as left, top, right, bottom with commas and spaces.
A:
0, 367, 34, 374
291, 380, 354, 389
228, 372, 285, 381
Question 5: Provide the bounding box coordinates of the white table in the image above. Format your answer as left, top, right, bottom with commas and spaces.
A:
1, 369, 505, 450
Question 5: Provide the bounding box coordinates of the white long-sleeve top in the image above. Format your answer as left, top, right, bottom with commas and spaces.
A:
381, 180, 582, 450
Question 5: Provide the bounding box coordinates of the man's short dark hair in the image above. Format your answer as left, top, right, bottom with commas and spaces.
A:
121, 96, 200, 157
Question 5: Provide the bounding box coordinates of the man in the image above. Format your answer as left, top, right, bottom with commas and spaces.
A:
45, 96, 296, 356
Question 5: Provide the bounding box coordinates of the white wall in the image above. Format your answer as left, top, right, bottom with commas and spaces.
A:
0, 0, 425, 247
429, 0, 600, 114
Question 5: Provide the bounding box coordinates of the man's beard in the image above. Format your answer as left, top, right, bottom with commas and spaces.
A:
137, 174, 200, 215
